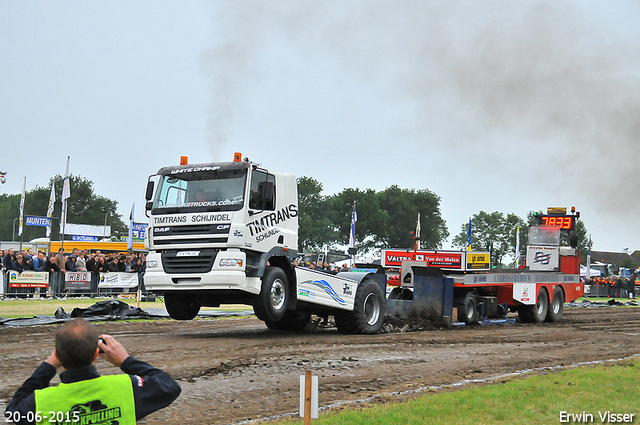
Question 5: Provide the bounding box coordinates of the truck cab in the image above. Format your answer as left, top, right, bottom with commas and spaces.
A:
143, 154, 299, 320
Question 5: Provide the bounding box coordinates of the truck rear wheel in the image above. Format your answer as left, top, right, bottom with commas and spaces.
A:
546, 286, 564, 322
460, 292, 478, 325
518, 287, 549, 323
165, 293, 201, 320
265, 310, 312, 331
254, 267, 289, 322
334, 278, 384, 334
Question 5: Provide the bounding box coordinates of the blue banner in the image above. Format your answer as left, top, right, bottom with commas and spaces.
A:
72, 235, 99, 242
25, 216, 52, 227
131, 222, 149, 240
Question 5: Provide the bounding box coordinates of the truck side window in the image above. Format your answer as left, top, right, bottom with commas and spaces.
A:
249, 170, 275, 211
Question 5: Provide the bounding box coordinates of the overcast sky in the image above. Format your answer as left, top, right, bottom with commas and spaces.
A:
2, 1, 639, 253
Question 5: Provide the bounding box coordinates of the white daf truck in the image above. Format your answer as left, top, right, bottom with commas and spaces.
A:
143, 153, 385, 333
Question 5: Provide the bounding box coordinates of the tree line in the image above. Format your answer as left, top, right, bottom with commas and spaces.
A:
0, 175, 126, 243
0, 173, 588, 267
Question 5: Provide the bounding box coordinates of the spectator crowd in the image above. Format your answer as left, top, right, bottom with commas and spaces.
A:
1, 248, 146, 275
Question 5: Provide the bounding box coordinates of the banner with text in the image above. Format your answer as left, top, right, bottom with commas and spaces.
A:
65, 271, 92, 289
98, 272, 139, 288
7, 271, 49, 288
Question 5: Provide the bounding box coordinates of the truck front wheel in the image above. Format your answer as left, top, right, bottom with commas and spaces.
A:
254, 267, 289, 322
335, 278, 384, 334
165, 292, 201, 320
265, 310, 312, 331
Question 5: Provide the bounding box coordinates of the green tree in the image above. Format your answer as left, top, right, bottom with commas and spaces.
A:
453, 211, 526, 267
328, 185, 448, 251
296, 176, 337, 251
0, 175, 126, 242
328, 188, 384, 251
376, 185, 448, 249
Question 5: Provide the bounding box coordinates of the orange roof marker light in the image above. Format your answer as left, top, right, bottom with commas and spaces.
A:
233, 152, 242, 162
180, 156, 188, 165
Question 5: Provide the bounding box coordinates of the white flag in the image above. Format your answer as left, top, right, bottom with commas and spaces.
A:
127, 202, 135, 250
62, 156, 71, 201
60, 156, 71, 235
46, 184, 55, 237
18, 177, 26, 236
348, 201, 357, 248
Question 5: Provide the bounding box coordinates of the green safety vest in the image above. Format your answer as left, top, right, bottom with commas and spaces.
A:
35, 374, 136, 425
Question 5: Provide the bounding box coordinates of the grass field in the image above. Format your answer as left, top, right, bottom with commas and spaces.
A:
0, 297, 252, 318
280, 358, 640, 425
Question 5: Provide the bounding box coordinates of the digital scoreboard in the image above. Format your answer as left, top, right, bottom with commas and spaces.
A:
534, 207, 579, 231
538, 215, 575, 230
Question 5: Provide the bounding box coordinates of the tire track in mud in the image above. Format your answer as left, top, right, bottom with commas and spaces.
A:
1, 306, 640, 424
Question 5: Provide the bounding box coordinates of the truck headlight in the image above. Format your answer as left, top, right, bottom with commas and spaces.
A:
147, 260, 158, 269
219, 259, 243, 267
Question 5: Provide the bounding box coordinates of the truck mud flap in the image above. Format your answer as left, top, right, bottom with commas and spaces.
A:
386, 266, 453, 326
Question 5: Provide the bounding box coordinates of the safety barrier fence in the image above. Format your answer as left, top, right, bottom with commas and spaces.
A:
584, 280, 637, 298
1, 270, 145, 299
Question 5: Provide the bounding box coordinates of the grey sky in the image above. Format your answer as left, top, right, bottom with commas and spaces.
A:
2, 1, 639, 253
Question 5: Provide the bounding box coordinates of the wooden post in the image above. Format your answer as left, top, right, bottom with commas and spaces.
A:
304, 369, 312, 425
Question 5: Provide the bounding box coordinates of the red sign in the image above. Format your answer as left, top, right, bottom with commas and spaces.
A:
383, 250, 463, 269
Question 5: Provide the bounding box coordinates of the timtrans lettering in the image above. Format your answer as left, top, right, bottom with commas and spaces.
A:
247, 204, 298, 237
153, 216, 187, 224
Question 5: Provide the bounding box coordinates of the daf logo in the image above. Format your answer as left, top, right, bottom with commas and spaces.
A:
154, 227, 170, 233
217, 224, 230, 230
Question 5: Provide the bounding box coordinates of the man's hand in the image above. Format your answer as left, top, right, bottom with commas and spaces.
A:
45, 349, 62, 369
98, 334, 129, 367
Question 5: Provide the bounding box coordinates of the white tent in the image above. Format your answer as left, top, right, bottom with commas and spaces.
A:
580, 264, 601, 277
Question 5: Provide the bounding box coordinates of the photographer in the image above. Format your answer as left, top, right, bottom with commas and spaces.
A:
5, 318, 181, 424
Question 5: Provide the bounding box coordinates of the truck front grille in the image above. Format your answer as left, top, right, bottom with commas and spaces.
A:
152, 223, 230, 247
161, 249, 218, 274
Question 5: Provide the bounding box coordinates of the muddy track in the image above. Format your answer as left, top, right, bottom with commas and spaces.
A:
1, 306, 639, 424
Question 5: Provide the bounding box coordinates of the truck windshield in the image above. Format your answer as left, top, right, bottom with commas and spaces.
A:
152, 169, 247, 213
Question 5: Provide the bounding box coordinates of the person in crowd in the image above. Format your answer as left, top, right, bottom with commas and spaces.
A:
55, 248, 66, 272
86, 252, 97, 274
5, 318, 181, 424
118, 255, 127, 272
32, 251, 46, 271
65, 255, 78, 272
97, 255, 108, 273
3, 248, 15, 271
0, 250, 4, 270
106, 256, 120, 272
22, 255, 33, 271
45, 253, 60, 273
76, 250, 87, 272
13, 254, 25, 273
